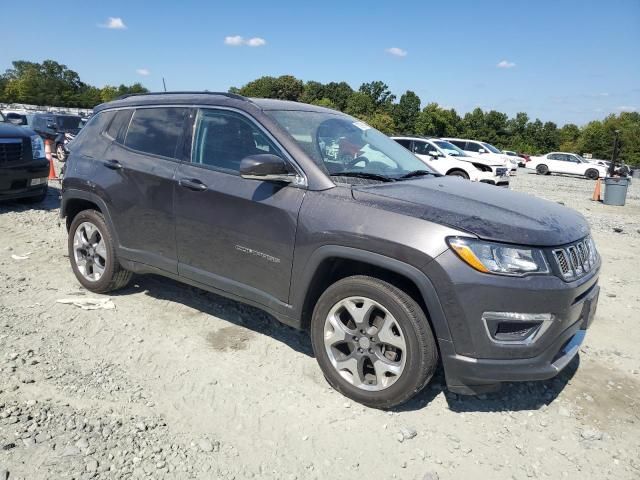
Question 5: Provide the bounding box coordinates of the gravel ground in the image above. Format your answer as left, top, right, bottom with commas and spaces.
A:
0, 168, 639, 480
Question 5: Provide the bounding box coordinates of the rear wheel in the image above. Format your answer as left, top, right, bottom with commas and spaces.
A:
310, 275, 438, 409
56, 143, 67, 162
68, 209, 132, 293
447, 169, 470, 180
585, 168, 599, 180
536, 164, 549, 175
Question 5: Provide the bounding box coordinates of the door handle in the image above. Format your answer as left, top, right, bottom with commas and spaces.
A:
103, 159, 123, 170
178, 178, 208, 191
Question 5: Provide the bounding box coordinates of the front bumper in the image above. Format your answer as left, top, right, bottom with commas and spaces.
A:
426, 248, 600, 394
477, 171, 510, 187
0, 158, 49, 201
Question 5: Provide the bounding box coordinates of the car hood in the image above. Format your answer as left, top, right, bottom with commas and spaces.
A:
351, 176, 590, 246
0, 122, 33, 138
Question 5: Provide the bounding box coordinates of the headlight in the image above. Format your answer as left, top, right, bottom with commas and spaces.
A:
448, 237, 549, 276
471, 162, 492, 172
31, 135, 45, 159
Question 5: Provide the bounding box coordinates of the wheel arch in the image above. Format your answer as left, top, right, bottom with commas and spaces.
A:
445, 168, 470, 178
294, 246, 452, 342
61, 190, 119, 246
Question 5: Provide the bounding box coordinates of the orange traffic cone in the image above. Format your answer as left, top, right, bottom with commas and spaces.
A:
45, 139, 58, 180
591, 178, 602, 201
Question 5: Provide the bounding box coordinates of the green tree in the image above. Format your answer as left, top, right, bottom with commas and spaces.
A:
415, 103, 460, 137
323, 81, 353, 110
365, 112, 396, 135
558, 123, 581, 152
300, 81, 326, 104
358, 81, 395, 110
392, 90, 421, 134
345, 92, 375, 118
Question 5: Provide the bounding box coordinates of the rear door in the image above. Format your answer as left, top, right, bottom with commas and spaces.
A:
97, 106, 187, 273
174, 107, 305, 306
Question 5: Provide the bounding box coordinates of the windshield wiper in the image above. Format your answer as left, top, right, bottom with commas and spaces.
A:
398, 170, 438, 179
331, 171, 395, 182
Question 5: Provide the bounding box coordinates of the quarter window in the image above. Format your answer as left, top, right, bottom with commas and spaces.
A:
124, 107, 187, 158
191, 109, 281, 173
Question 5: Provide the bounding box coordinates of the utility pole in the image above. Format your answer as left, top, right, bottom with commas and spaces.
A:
609, 130, 620, 177
162, 77, 167, 92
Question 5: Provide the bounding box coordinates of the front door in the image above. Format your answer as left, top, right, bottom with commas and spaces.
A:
174, 108, 305, 307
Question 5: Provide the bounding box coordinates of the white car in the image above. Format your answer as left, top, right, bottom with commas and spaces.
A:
503, 150, 527, 167
392, 136, 510, 187
442, 138, 517, 175
528, 152, 608, 180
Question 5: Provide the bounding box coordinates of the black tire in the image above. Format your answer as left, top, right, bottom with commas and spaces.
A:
585, 168, 599, 180
20, 187, 48, 204
536, 164, 549, 175
447, 169, 470, 180
56, 143, 67, 162
310, 275, 438, 409
68, 209, 132, 293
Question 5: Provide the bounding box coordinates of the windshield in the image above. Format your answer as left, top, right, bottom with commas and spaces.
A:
574, 154, 587, 163
481, 142, 502, 154
266, 110, 436, 180
433, 140, 469, 157
57, 116, 82, 130
0, 112, 6, 123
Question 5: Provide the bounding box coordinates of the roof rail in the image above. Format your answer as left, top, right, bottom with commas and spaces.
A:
114, 91, 247, 101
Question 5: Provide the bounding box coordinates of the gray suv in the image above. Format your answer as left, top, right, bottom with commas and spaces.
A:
61, 93, 600, 408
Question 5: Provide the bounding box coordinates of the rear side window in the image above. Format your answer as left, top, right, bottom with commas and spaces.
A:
465, 142, 481, 152
124, 107, 187, 158
68, 111, 115, 153
448, 140, 466, 149
394, 139, 412, 149
105, 109, 133, 143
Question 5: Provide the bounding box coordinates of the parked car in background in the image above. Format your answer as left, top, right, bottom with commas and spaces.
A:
61, 92, 600, 408
503, 150, 528, 167
31, 113, 83, 162
442, 138, 517, 175
528, 152, 607, 179
392, 136, 509, 186
0, 111, 49, 203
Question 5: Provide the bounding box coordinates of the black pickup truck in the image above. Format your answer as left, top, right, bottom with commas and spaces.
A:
0, 111, 49, 203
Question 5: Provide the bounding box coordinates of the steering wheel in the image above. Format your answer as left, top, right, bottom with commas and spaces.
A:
346, 155, 369, 168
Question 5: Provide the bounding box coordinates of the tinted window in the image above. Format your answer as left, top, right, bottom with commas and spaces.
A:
413, 141, 436, 155
68, 111, 115, 153
125, 107, 187, 158
465, 142, 482, 152
394, 139, 412, 149
106, 109, 133, 143
191, 109, 281, 173
56, 116, 81, 130
448, 140, 466, 149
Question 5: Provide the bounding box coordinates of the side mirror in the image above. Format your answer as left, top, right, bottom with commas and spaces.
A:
240, 154, 296, 183
478, 148, 486, 154
428, 151, 441, 158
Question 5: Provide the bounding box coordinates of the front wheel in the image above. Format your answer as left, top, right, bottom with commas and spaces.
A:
310, 275, 438, 409
585, 168, 600, 180
447, 169, 470, 180
536, 164, 549, 175
56, 144, 67, 162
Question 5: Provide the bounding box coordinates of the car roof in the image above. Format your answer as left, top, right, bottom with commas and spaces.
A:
94, 92, 341, 116
391, 135, 437, 141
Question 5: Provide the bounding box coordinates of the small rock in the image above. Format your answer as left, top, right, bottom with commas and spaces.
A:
1, 443, 16, 451
61, 445, 81, 457
399, 427, 417, 441
606, 293, 617, 298
86, 458, 99, 472
75, 438, 89, 450
423, 472, 440, 480
613, 227, 623, 233
22, 438, 36, 448
198, 439, 214, 452
580, 428, 603, 441
156, 461, 166, 469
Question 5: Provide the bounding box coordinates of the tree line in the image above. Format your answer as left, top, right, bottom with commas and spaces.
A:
0, 60, 148, 109
230, 75, 640, 166
1, 62, 637, 165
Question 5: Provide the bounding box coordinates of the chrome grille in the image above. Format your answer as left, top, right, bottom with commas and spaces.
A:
552, 237, 598, 281
0, 139, 23, 164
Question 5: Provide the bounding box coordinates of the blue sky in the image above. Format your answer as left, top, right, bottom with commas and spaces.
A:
2, 0, 639, 125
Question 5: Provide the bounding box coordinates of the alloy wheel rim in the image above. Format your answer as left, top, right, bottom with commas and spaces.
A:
73, 222, 107, 281
323, 296, 407, 391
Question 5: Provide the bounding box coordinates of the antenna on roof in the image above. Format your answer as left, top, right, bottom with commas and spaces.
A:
162, 77, 167, 92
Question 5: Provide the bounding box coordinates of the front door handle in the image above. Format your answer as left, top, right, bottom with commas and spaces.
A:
103, 159, 123, 170
178, 178, 208, 192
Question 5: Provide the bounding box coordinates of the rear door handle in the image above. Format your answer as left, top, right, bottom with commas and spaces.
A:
178, 178, 208, 191
103, 159, 123, 170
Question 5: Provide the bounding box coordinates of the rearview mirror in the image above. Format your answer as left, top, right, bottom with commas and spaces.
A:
240, 154, 296, 183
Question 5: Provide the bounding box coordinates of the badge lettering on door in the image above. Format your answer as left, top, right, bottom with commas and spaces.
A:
235, 245, 281, 264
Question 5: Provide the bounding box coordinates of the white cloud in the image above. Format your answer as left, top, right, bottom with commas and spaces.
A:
224, 36, 266, 47
136, 68, 150, 76
616, 105, 637, 112
385, 47, 408, 57
497, 60, 516, 69
99, 17, 127, 29
246, 37, 266, 47
224, 35, 245, 46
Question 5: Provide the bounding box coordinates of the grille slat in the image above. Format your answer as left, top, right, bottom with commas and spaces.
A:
0, 140, 24, 164
552, 238, 597, 281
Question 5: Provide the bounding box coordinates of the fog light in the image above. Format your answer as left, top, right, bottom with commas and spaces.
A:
482, 312, 554, 345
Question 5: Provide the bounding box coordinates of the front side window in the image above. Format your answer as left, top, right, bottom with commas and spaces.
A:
125, 107, 187, 158
266, 110, 435, 178
434, 140, 468, 157
191, 109, 281, 173
413, 141, 438, 156
481, 142, 502, 154
465, 142, 481, 152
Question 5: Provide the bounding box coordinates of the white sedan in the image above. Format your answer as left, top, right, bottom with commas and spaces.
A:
528, 152, 608, 180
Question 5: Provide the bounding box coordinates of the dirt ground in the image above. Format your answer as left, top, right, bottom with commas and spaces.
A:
1, 169, 639, 480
